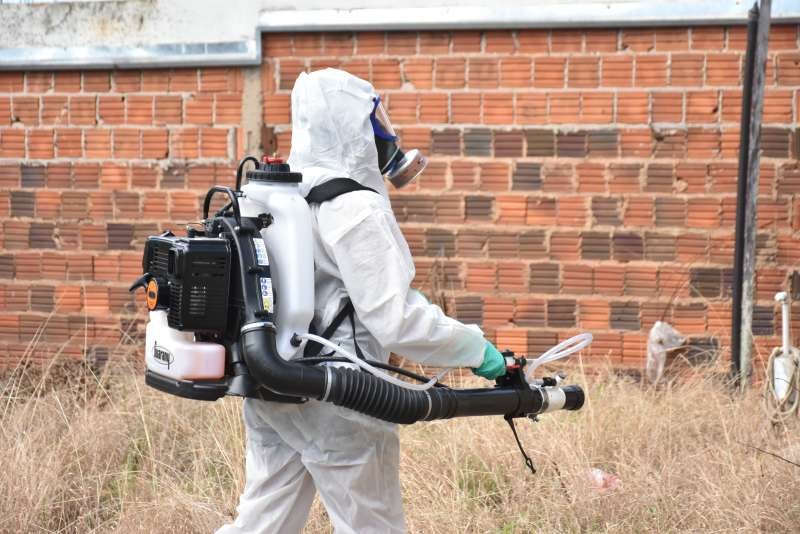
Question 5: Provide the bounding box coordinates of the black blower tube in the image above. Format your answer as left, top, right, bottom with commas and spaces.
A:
241, 325, 583, 424
226, 216, 583, 425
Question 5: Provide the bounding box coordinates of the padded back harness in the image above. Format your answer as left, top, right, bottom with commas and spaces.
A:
303, 178, 378, 359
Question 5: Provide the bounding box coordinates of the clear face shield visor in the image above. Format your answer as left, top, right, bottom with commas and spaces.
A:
370, 97, 427, 189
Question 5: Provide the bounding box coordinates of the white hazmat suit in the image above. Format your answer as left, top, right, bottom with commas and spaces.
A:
218, 68, 486, 534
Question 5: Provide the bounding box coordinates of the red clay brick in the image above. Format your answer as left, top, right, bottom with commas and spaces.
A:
388, 93, 417, 124
585, 30, 618, 52
185, 94, 214, 125
594, 265, 624, 296
55, 128, 83, 158
466, 262, 496, 292
40, 96, 68, 125
419, 33, 450, 55
651, 92, 683, 123
635, 55, 668, 87
169, 69, 198, 92
200, 128, 230, 158
69, 96, 96, 125
551, 30, 583, 53
655, 28, 689, 51
686, 90, 720, 123
83, 71, 111, 92
496, 195, 526, 224
557, 196, 587, 226
262, 33, 293, 57
126, 95, 153, 125
617, 92, 649, 123
483, 93, 514, 125
199, 68, 236, 93
602, 56, 633, 87
28, 129, 55, 159
567, 57, 599, 88
580, 299, 610, 329
387, 32, 418, 55
534, 58, 565, 89
619, 130, 652, 157
12, 96, 39, 125
691, 27, 725, 51
497, 261, 527, 292
581, 92, 613, 123
763, 90, 793, 123
500, 57, 531, 88
706, 53, 741, 86
769, 25, 799, 50
141, 69, 170, 93
515, 93, 546, 124
84, 130, 111, 158
372, 59, 402, 89
26, 72, 53, 93
435, 58, 466, 89
114, 71, 142, 92
0, 97, 10, 126
548, 92, 580, 123
549, 232, 580, 261
452, 31, 482, 53
563, 264, 593, 295
0, 130, 25, 157
671, 54, 704, 86
403, 58, 433, 90
0, 73, 24, 92
496, 328, 527, 354
418, 93, 448, 123
622, 29, 655, 52
485, 31, 515, 53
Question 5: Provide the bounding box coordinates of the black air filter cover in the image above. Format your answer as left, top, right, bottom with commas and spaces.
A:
142, 234, 231, 332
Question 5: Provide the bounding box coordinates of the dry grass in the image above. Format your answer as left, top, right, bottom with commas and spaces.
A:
2, 353, 799, 534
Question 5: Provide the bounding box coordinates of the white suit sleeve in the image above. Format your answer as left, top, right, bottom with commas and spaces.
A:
320, 199, 485, 368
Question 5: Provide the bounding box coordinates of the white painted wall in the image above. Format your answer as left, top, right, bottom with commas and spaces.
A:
0, 0, 798, 69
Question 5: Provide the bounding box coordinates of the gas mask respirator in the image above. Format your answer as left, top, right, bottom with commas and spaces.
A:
371, 96, 427, 189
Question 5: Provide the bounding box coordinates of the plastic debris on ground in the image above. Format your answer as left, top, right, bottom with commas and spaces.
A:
646, 321, 685, 384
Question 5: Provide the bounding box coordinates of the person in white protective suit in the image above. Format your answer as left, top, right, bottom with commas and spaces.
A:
217, 68, 506, 534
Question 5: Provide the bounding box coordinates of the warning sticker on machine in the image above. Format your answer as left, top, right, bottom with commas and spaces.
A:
259, 277, 274, 313
253, 238, 270, 266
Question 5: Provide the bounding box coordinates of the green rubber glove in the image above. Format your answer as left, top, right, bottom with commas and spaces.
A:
472, 341, 507, 379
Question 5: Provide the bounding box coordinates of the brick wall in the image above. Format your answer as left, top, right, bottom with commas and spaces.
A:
0, 68, 243, 363
1, 26, 799, 369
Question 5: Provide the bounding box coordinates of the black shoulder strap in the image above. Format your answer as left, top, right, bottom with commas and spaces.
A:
305, 178, 378, 204
303, 298, 354, 358
303, 297, 365, 359
303, 178, 375, 360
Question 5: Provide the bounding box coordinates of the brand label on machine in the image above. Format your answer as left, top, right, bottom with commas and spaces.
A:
153, 342, 174, 369
259, 277, 274, 314
253, 238, 270, 266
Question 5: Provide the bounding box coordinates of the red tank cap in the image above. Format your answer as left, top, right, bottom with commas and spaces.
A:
262, 155, 284, 164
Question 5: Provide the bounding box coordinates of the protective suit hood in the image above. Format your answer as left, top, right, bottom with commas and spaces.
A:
287, 69, 389, 199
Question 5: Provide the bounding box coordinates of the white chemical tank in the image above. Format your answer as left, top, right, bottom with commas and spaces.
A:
145, 310, 226, 380
240, 157, 314, 360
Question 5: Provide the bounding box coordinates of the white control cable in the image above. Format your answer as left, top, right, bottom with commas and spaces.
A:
525, 333, 593, 380
298, 332, 594, 391
297, 333, 451, 391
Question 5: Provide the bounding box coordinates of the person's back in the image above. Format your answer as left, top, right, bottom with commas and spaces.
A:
218, 68, 505, 534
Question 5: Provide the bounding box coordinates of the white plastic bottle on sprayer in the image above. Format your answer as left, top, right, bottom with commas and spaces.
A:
239, 156, 315, 360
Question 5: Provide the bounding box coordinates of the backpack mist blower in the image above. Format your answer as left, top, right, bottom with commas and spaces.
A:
130, 157, 589, 445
